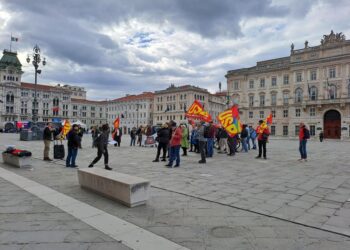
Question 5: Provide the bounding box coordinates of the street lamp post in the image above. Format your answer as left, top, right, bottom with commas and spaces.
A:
26, 45, 46, 124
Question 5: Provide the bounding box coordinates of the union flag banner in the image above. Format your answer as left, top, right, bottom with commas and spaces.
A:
185, 100, 212, 122
113, 117, 120, 129
217, 105, 242, 137
266, 113, 273, 125
112, 117, 120, 139
62, 120, 71, 136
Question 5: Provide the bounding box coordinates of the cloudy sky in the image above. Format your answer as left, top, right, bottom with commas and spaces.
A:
1, 0, 349, 100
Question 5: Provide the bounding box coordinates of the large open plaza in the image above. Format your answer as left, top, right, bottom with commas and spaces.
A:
1, 133, 350, 249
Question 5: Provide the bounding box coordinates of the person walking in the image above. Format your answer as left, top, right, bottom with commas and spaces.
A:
88, 124, 112, 170
130, 127, 137, 146
206, 121, 216, 157
299, 123, 310, 162
153, 123, 169, 162
136, 126, 142, 146
240, 124, 249, 152
66, 124, 81, 168
165, 122, 182, 168
190, 125, 199, 153
197, 121, 207, 164
43, 122, 54, 161
181, 124, 189, 156
113, 127, 122, 147
255, 120, 270, 159
319, 130, 324, 142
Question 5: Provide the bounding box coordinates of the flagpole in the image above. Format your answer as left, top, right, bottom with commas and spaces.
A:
10, 33, 12, 52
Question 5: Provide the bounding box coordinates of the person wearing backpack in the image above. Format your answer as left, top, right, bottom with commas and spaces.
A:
299, 122, 310, 162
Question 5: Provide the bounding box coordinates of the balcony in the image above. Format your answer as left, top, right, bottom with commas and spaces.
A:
305, 98, 350, 107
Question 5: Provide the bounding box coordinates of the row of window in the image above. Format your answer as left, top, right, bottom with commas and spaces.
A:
235, 68, 339, 90
248, 107, 316, 120
108, 103, 148, 112
3, 75, 19, 81
268, 125, 316, 136
157, 94, 188, 103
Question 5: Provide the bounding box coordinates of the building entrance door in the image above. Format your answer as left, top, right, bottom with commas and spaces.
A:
324, 110, 341, 139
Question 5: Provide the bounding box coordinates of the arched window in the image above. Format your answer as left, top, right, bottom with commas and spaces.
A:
329, 84, 337, 99
309, 86, 318, 100
6, 92, 14, 103
295, 88, 303, 103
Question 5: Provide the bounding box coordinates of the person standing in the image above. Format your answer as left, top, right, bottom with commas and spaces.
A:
218, 128, 228, 154
255, 120, 270, 159
227, 134, 238, 156
299, 123, 310, 162
130, 127, 137, 146
197, 121, 207, 164
165, 122, 182, 168
153, 123, 169, 162
249, 126, 257, 149
181, 124, 189, 156
240, 124, 248, 152
91, 126, 99, 148
66, 124, 81, 168
43, 122, 54, 161
88, 124, 112, 170
206, 121, 216, 157
319, 130, 324, 142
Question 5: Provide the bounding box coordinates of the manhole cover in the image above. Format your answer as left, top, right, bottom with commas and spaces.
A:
210, 226, 246, 238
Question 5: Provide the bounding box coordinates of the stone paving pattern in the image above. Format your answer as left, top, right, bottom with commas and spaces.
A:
1, 134, 350, 249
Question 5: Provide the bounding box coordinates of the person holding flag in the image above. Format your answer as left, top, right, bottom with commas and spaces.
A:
255, 120, 270, 159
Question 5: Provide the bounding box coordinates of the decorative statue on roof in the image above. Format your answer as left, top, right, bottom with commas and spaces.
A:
304, 40, 308, 48
321, 30, 346, 45
290, 43, 294, 52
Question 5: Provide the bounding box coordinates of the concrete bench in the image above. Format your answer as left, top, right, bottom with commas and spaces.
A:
2, 152, 32, 168
77, 168, 150, 207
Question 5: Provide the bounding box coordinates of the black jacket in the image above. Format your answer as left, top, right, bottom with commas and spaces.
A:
43, 127, 53, 140
67, 130, 81, 148
157, 128, 170, 144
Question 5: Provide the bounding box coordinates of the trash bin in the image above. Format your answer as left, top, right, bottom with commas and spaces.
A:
20, 129, 32, 141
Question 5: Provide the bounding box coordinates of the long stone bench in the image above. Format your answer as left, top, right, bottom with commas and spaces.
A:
77, 168, 150, 207
2, 152, 32, 168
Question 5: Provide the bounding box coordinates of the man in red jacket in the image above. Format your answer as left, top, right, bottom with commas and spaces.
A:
299, 122, 309, 162
255, 120, 270, 159
165, 122, 182, 168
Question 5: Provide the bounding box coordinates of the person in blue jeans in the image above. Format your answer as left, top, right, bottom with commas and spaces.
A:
249, 126, 257, 150
66, 124, 81, 168
206, 121, 216, 157
298, 123, 309, 162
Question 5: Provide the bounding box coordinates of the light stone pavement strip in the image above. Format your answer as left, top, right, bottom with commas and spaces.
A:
1, 133, 350, 249
0, 178, 130, 250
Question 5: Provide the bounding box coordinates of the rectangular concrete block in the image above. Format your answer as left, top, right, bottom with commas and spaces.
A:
78, 168, 150, 207
2, 153, 32, 168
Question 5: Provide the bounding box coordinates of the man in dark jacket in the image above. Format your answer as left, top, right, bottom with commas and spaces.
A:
66, 124, 81, 168
43, 122, 54, 161
153, 123, 170, 162
88, 124, 112, 170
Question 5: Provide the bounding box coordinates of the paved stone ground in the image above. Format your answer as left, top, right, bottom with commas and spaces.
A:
1, 133, 350, 249
0, 178, 130, 250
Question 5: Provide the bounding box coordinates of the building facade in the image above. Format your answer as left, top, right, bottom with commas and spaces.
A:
107, 92, 154, 134
153, 84, 225, 125
0, 50, 107, 130
226, 31, 350, 139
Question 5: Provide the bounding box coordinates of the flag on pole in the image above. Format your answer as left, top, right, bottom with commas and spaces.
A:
11, 36, 19, 42
113, 117, 120, 129
266, 113, 273, 125
185, 100, 212, 122
217, 105, 242, 137
62, 120, 71, 136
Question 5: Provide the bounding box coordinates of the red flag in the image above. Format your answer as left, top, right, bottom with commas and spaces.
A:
113, 117, 120, 129
266, 113, 273, 125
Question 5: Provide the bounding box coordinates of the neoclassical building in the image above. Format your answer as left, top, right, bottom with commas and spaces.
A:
0, 49, 107, 130
226, 31, 350, 139
153, 84, 226, 126
107, 92, 154, 134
